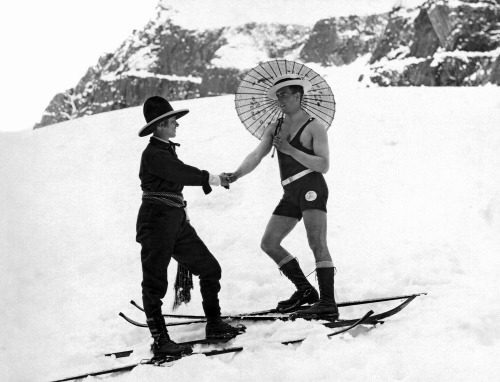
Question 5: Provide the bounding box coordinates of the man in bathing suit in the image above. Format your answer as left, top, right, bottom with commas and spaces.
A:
225, 74, 338, 318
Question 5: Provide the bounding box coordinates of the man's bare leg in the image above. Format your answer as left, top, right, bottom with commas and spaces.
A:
302, 209, 333, 265
260, 214, 299, 266
261, 214, 319, 310
299, 209, 338, 317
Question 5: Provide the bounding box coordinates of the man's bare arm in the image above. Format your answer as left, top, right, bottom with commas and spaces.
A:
228, 124, 275, 181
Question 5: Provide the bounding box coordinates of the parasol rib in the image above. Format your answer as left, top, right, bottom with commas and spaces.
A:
258, 106, 281, 129
237, 84, 269, 93
237, 102, 277, 119
261, 63, 279, 83
306, 72, 321, 82
276, 59, 285, 76
236, 98, 276, 110
246, 106, 281, 135
302, 105, 330, 126
240, 75, 270, 90
239, 103, 278, 125
296, 64, 306, 76
268, 61, 280, 78
235, 91, 268, 99
303, 97, 336, 105
244, 105, 278, 132
303, 67, 314, 78
235, 94, 273, 102
239, 82, 268, 92
302, 99, 335, 113
247, 69, 274, 87
246, 72, 274, 87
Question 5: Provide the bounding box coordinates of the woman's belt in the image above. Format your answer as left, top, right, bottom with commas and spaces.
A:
142, 191, 185, 208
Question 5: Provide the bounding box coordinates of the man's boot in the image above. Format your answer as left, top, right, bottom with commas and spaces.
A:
146, 315, 193, 356
296, 267, 339, 318
202, 300, 246, 340
277, 258, 319, 312
297, 267, 339, 320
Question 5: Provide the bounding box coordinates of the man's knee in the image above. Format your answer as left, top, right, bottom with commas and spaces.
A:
307, 235, 328, 254
260, 238, 270, 253
304, 217, 328, 254
260, 227, 290, 254
261, 235, 279, 254
307, 238, 332, 262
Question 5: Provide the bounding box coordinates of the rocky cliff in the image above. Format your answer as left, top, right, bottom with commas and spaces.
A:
300, 15, 387, 66
33, 2, 386, 129
34, 0, 500, 129
362, 0, 500, 86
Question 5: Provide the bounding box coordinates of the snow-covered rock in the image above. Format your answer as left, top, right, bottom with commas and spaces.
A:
363, 0, 500, 86
34, 0, 500, 129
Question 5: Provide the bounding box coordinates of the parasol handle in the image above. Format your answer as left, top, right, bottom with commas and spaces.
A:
271, 115, 284, 158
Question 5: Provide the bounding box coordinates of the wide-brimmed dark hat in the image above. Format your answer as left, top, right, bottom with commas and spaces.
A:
266, 73, 312, 100
138, 96, 189, 137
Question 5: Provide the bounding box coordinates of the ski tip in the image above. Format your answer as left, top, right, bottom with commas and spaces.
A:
104, 350, 134, 358
202, 346, 244, 356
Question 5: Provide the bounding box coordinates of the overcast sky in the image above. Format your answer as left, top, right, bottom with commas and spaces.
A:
0, 0, 419, 132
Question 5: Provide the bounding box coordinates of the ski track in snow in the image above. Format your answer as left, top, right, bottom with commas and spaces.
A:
1, 78, 500, 381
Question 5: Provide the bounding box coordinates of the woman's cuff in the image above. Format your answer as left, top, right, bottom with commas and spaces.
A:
208, 173, 221, 186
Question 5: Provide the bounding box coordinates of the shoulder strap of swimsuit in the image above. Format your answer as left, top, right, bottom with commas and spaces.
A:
274, 117, 284, 137
291, 117, 315, 142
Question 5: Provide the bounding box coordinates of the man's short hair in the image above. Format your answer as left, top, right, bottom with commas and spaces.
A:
287, 85, 304, 101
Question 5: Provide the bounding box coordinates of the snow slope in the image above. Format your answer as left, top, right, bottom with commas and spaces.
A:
1, 79, 500, 381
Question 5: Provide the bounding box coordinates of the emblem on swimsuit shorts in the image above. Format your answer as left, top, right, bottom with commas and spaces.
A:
305, 191, 317, 201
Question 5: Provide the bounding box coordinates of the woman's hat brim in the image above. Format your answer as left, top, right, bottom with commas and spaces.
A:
267, 79, 312, 100
138, 109, 189, 137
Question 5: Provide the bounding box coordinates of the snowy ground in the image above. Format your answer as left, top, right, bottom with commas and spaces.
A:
1, 77, 500, 381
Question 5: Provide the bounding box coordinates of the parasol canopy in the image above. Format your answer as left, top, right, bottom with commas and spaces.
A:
234, 59, 336, 140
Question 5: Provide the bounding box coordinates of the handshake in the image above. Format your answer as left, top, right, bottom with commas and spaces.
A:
218, 172, 239, 189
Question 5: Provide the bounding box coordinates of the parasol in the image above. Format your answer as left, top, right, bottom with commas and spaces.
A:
234, 59, 336, 140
